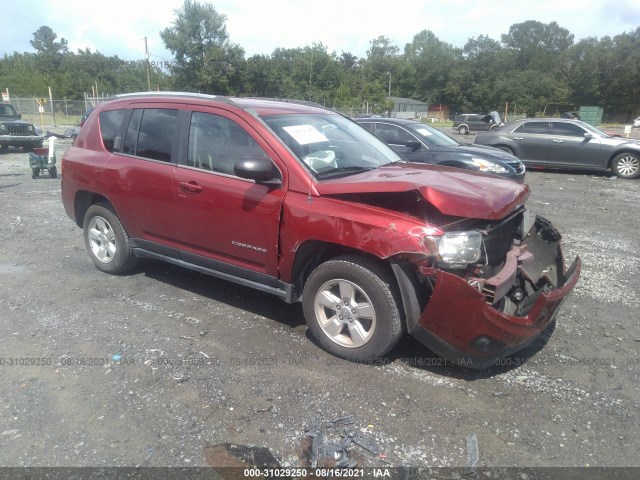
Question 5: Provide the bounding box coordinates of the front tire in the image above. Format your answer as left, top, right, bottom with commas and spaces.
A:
83, 203, 137, 274
612, 152, 640, 179
302, 256, 403, 362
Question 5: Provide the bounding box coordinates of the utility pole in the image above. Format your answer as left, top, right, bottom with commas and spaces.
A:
48, 86, 56, 126
145, 37, 151, 91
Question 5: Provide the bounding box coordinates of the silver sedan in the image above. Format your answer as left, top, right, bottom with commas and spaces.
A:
474, 118, 640, 179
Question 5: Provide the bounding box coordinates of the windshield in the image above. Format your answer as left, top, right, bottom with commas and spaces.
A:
0, 104, 18, 117
262, 113, 403, 179
409, 124, 459, 147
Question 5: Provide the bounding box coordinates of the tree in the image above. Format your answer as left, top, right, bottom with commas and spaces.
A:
30, 26, 69, 56
29, 26, 69, 76
160, 0, 245, 93
501, 21, 574, 71
403, 30, 460, 105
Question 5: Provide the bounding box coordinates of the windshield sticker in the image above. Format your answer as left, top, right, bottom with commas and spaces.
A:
283, 125, 328, 145
415, 128, 433, 136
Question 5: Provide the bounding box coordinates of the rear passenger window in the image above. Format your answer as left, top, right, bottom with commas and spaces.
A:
99, 110, 126, 152
123, 108, 178, 162
521, 122, 550, 134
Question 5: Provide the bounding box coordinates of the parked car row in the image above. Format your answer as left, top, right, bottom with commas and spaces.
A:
60, 93, 580, 369
474, 118, 640, 179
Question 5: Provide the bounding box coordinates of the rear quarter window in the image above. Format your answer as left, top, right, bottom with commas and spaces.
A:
99, 110, 127, 152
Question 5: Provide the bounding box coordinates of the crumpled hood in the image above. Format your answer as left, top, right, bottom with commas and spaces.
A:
316, 163, 529, 220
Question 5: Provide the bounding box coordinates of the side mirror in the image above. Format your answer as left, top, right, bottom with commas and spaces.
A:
405, 141, 421, 152
583, 132, 594, 141
17, 113, 22, 119
234, 156, 281, 186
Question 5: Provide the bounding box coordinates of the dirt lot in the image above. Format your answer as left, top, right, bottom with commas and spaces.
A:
0, 130, 639, 474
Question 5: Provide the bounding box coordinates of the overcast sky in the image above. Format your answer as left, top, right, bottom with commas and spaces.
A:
3, 0, 639, 62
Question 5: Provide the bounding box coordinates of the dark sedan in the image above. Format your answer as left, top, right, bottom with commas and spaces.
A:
474, 118, 640, 179
356, 117, 525, 180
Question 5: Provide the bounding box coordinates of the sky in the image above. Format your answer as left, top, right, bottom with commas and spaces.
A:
2, 0, 640, 63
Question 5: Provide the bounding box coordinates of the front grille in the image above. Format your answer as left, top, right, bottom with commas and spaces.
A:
5, 124, 30, 136
505, 160, 525, 174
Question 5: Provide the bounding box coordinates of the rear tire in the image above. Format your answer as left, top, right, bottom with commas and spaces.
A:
302, 256, 403, 362
83, 203, 137, 274
458, 125, 469, 135
49, 166, 57, 178
611, 152, 640, 179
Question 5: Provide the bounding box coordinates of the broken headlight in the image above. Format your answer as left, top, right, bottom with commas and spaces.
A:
430, 231, 482, 268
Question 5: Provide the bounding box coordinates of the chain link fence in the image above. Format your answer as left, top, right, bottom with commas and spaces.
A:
9, 95, 109, 127
6, 95, 636, 127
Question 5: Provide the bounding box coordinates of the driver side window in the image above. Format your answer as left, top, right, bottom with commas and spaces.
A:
187, 112, 269, 176
375, 124, 415, 144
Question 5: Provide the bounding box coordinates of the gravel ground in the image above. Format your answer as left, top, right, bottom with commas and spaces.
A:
0, 128, 639, 473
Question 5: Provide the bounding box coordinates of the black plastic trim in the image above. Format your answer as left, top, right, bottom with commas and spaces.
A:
130, 242, 296, 303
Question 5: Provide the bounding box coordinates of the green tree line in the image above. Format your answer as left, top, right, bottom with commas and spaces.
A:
1, 0, 639, 117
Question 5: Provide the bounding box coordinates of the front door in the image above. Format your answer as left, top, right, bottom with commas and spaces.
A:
172, 109, 285, 279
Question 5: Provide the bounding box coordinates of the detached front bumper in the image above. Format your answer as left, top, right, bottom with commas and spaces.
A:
404, 217, 581, 369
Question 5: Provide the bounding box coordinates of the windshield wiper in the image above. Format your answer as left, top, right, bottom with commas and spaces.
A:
316, 166, 374, 178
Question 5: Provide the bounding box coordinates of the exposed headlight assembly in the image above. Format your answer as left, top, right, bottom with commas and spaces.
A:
0, 124, 6, 132
470, 158, 508, 174
429, 231, 482, 268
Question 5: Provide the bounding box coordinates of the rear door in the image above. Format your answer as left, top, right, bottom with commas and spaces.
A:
172, 107, 285, 280
103, 105, 180, 253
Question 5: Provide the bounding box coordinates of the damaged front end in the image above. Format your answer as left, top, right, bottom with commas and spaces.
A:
397, 207, 580, 369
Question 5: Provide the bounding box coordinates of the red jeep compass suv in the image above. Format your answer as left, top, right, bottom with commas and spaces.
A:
61, 92, 580, 369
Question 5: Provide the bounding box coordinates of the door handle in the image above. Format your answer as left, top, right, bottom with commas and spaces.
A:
552, 139, 564, 143
513, 136, 524, 140
178, 181, 203, 193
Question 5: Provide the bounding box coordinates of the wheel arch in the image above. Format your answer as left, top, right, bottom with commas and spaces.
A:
607, 149, 640, 170
73, 190, 111, 227
291, 240, 393, 299
290, 240, 429, 332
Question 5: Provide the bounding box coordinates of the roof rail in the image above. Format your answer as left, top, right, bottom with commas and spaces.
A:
112, 91, 217, 100
242, 97, 326, 109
